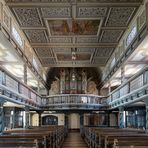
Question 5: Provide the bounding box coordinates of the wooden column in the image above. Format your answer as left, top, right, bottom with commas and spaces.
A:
119, 107, 125, 128
36, 110, 44, 127
25, 107, 30, 129
0, 101, 4, 133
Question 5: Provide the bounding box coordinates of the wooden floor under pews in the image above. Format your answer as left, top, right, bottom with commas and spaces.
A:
1, 126, 148, 148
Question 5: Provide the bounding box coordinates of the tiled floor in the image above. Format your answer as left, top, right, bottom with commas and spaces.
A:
62, 132, 88, 148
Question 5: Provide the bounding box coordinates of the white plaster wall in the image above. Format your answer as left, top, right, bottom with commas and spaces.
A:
32, 113, 39, 126
68, 113, 80, 129
110, 114, 118, 126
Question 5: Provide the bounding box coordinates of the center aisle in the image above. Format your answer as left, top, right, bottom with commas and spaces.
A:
62, 132, 88, 148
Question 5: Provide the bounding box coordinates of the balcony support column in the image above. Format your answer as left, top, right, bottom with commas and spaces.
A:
64, 113, 68, 136
79, 113, 84, 136
144, 98, 148, 134
25, 107, 30, 129
106, 111, 111, 127
119, 107, 125, 128
12, 108, 17, 128
145, 106, 148, 134
0, 101, 4, 133
36, 110, 44, 127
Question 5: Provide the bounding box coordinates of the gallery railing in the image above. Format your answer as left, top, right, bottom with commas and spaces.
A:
0, 66, 107, 110
41, 94, 106, 109
0, 66, 42, 109
108, 66, 148, 109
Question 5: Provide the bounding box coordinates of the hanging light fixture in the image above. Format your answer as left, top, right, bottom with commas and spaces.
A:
71, 48, 76, 61
71, 48, 77, 81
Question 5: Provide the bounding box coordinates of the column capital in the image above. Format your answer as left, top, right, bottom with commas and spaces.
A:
36, 110, 44, 114
106, 110, 112, 114
0, 99, 6, 105
144, 98, 148, 106
119, 106, 124, 112
24, 106, 30, 111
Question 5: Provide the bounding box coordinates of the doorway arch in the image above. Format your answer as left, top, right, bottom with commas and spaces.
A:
42, 115, 58, 125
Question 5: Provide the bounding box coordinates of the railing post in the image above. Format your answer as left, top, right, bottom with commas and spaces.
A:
118, 107, 125, 128
0, 100, 4, 133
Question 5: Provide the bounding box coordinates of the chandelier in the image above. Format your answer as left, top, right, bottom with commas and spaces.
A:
71, 48, 77, 81
71, 48, 77, 61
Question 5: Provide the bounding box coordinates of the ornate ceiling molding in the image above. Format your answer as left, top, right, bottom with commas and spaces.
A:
24, 30, 48, 43
100, 30, 123, 43
12, 7, 43, 27
77, 7, 107, 18
6, 0, 142, 68
105, 7, 136, 27
6, 0, 142, 4
41, 7, 71, 18
49, 37, 72, 43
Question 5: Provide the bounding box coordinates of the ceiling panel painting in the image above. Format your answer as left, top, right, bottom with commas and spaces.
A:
48, 20, 100, 36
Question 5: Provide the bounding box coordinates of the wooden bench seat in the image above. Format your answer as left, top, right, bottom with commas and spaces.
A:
1, 125, 65, 148
84, 127, 148, 148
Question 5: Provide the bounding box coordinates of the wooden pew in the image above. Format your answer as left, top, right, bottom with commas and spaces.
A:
1, 125, 65, 148
0, 135, 43, 148
84, 127, 148, 148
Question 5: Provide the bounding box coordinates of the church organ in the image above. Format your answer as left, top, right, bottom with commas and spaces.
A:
60, 68, 87, 94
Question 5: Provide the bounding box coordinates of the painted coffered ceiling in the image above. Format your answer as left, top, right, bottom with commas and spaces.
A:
5, 0, 142, 69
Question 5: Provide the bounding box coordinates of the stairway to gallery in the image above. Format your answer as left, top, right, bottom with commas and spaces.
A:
62, 132, 88, 148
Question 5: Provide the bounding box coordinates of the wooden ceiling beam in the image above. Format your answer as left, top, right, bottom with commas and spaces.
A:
126, 61, 148, 65
42, 63, 105, 67
31, 43, 117, 48
6, 1, 142, 7
101, 27, 127, 30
